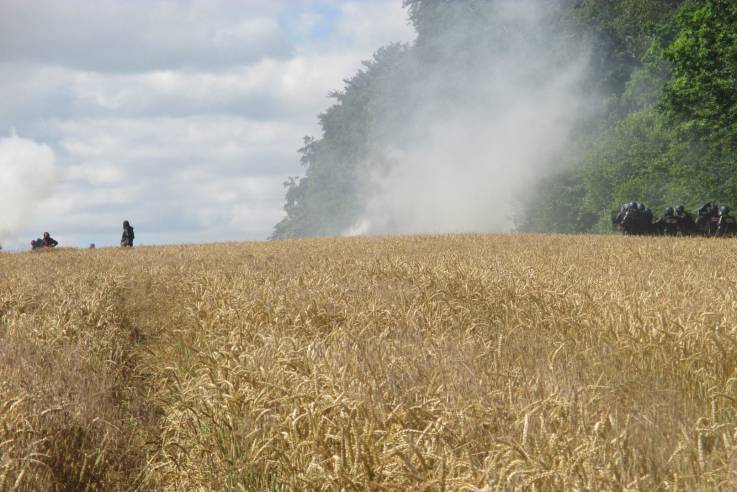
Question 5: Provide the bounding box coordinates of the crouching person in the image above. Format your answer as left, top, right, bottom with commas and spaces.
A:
32, 232, 58, 250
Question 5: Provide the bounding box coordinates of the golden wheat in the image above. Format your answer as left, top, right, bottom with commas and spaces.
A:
1, 234, 737, 490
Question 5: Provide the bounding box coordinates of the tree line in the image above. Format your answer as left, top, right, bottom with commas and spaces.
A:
271, 0, 737, 238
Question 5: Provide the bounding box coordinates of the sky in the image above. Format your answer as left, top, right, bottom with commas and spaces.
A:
0, 0, 414, 249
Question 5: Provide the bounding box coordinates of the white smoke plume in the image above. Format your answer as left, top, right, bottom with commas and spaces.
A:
345, 0, 595, 236
0, 133, 58, 247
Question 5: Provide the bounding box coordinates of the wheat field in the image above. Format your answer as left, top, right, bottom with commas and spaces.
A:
1, 234, 736, 490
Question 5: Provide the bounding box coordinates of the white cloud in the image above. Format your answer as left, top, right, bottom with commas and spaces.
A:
66, 162, 125, 186
63, 54, 364, 119
56, 116, 306, 172
0, 0, 414, 248
0, 1, 293, 71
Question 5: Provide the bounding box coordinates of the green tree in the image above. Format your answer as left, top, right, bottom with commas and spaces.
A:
660, 0, 737, 150
273, 0, 737, 238
272, 45, 410, 239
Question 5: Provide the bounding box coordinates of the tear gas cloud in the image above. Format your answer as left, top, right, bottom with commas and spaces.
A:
345, 0, 595, 236
0, 134, 58, 247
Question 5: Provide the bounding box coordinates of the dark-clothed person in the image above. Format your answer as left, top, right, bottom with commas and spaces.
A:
619, 202, 656, 235
696, 202, 720, 236
121, 220, 135, 247
32, 233, 57, 250
621, 204, 641, 235
657, 208, 679, 236
643, 207, 653, 225
41, 232, 58, 247
717, 207, 737, 237
612, 203, 628, 227
674, 205, 696, 235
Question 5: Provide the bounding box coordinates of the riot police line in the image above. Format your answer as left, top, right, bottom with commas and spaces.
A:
612, 202, 737, 236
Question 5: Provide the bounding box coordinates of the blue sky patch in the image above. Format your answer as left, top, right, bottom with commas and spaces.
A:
279, 2, 341, 43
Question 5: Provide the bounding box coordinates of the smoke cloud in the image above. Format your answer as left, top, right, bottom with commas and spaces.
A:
0, 133, 57, 246
345, 0, 594, 236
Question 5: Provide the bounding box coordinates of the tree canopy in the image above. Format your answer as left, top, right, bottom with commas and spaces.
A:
272, 0, 737, 238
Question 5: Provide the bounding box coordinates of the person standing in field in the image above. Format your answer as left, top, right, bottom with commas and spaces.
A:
674, 204, 696, 235
121, 220, 135, 247
716, 207, 737, 237
656, 207, 679, 235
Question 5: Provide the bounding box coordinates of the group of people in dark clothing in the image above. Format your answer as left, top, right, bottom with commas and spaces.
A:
613, 202, 737, 237
31, 220, 135, 250
30, 232, 59, 250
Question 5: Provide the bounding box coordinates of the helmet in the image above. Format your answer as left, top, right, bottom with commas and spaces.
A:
720, 206, 730, 216
638, 203, 645, 211
665, 207, 674, 217
675, 205, 684, 214
630, 202, 639, 210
